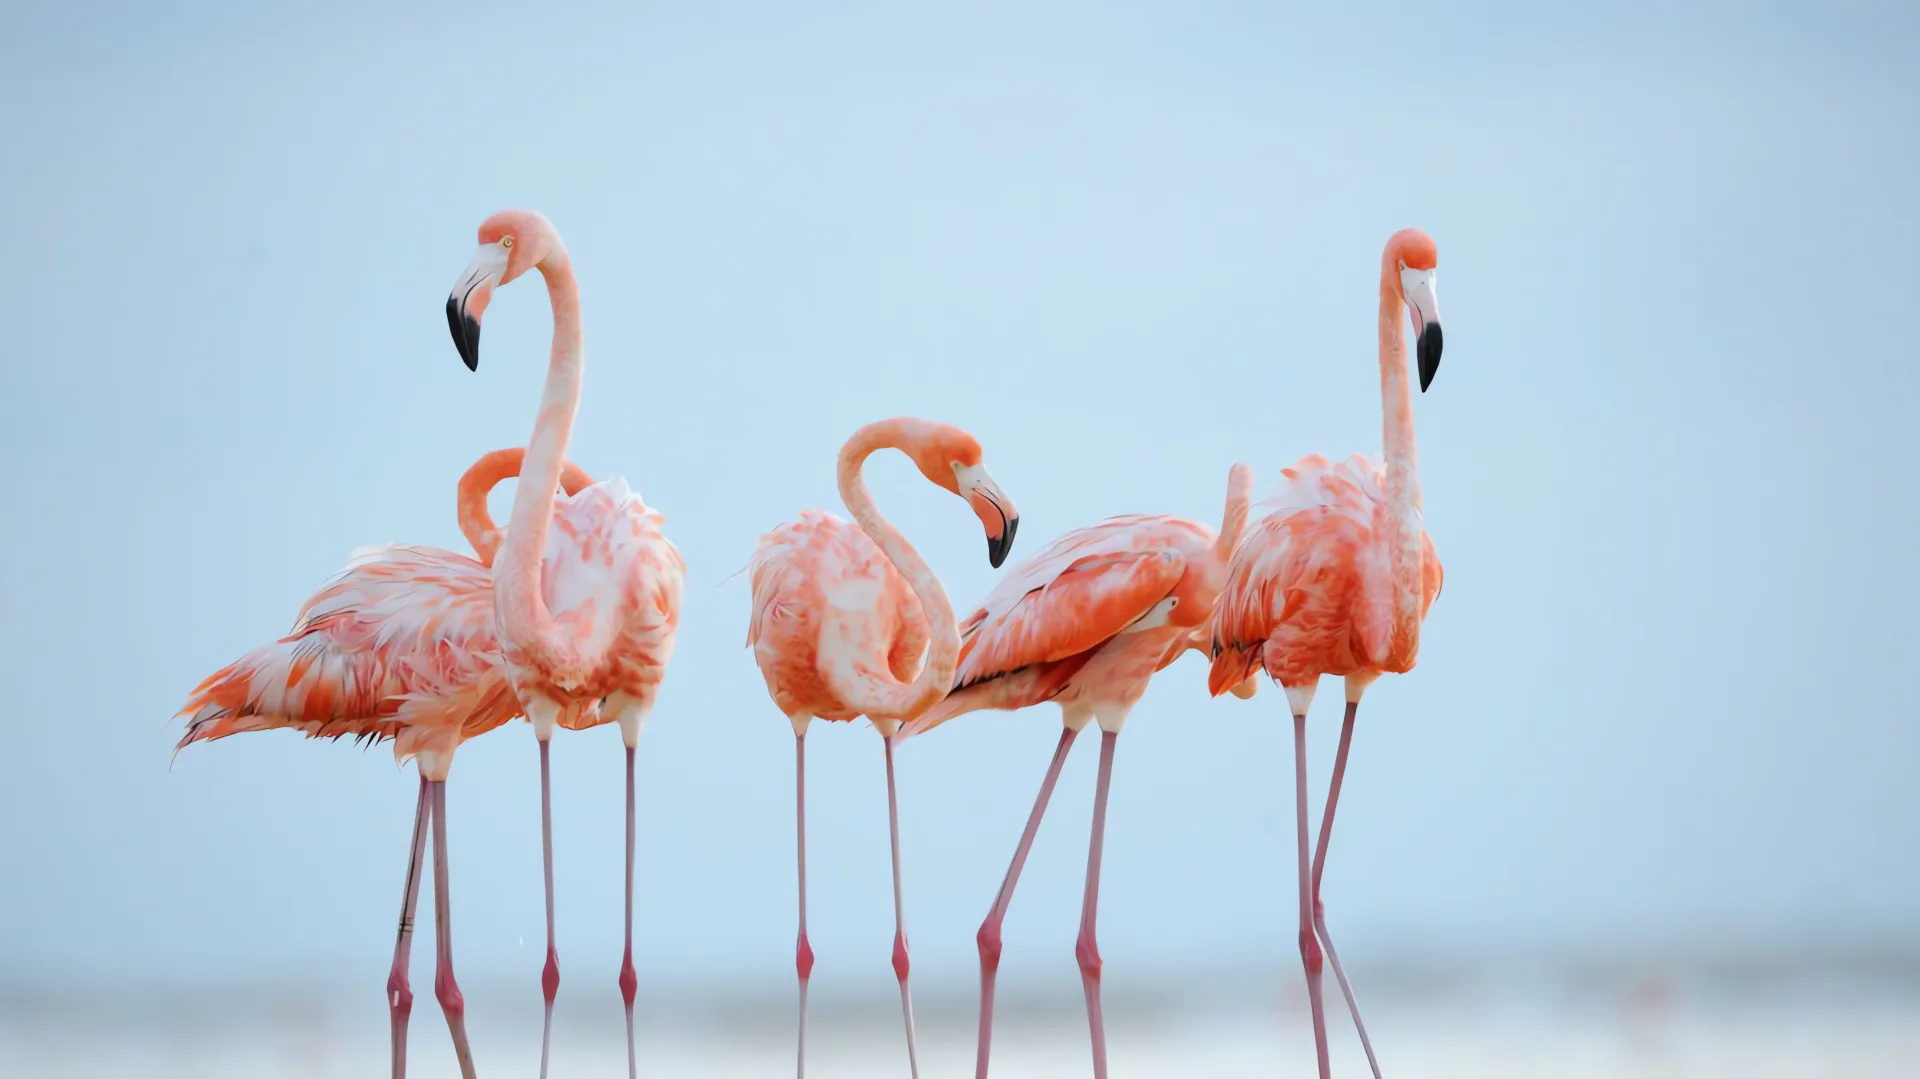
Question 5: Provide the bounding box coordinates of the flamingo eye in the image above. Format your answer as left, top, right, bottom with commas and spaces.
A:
501, 236, 514, 249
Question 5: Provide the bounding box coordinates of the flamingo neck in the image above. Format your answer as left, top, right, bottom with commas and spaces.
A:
456, 449, 520, 564
835, 421, 959, 720
1377, 260, 1424, 655
497, 253, 583, 672
1213, 462, 1254, 564
457, 447, 595, 568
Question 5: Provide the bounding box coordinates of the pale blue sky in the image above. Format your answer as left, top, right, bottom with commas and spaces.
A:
1, 0, 1916, 1007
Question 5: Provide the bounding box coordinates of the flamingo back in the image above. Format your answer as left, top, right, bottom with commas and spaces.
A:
747, 511, 928, 721
177, 544, 517, 763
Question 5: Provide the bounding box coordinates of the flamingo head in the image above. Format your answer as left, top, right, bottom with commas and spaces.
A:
446, 210, 563, 371
898, 420, 1020, 569
1386, 228, 1443, 391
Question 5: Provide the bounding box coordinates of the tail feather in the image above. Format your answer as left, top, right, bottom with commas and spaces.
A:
175, 637, 400, 752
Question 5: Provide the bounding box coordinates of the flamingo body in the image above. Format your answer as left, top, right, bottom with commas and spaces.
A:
904, 513, 1220, 736
748, 510, 929, 724
1209, 452, 1442, 695
178, 447, 597, 777
506, 475, 685, 738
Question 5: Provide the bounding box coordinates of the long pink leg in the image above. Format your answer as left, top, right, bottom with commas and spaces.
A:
429, 779, 479, 1079
620, 745, 639, 1079
1292, 713, 1332, 1079
794, 732, 813, 1079
976, 726, 1079, 1079
387, 775, 430, 1079
536, 739, 560, 1079
883, 734, 923, 1079
1075, 730, 1118, 1079
1311, 702, 1382, 1077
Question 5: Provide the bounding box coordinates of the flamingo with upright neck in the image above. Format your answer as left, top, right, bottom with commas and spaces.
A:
747, 417, 1019, 1079
896, 463, 1256, 1079
178, 447, 593, 1079
446, 210, 686, 1079
1207, 228, 1447, 1079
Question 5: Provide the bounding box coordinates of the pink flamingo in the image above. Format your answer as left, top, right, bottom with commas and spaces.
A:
1206, 228, 1446, 1079
178, 448, 595, 1079
446, 209, 686, 1079
747, 417, 1019, 1078
896, 463, 1257, 1079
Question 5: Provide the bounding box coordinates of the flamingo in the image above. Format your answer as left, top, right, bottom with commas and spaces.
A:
1206, 228, 1446, 1079
896, 463, 1257, 1079
445, 209, 686, 1079
177, 447, 594, 1079
746, 417, 1020, 1079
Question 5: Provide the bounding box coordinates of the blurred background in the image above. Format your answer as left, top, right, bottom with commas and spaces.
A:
3, 1, 1917, 1075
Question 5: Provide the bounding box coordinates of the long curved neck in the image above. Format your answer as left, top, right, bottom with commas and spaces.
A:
836, 422, 959, 720
458, 447, 595, 567
1213, 462, 1254, 564
496, 253, 583, 668
1378, 259, 1424, 654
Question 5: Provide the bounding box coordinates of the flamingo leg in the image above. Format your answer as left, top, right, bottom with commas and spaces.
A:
883, 734, 923, 1079
537, 738, 560, 1079
975, 726, 1079, 1079
1075, 730, 1118, 1079
1311, 702, 1382, 1078
620, 745, 639, 1079
794, 731, 813, 1079
387, 775, 430, 1079
429, 779, 479, 1079
1292, 713, 1332, 1079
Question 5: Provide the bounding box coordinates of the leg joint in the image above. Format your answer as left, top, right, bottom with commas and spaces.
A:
1075, 933, 1103, 980
1297, 927, 1324, 974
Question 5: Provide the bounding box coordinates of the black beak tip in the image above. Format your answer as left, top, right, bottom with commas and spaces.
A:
988, 516, 1019, 569
1416, 322, 1442, 392
446, 296, 480, 371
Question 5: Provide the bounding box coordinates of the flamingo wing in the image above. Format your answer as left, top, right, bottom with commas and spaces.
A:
177, 544, 512, 751
950, 544, 1188, 693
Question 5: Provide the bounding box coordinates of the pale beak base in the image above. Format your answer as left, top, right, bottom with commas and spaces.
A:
446, 244, 508, 372
1399, 265, 1443, 392
956, 463, 1019, 568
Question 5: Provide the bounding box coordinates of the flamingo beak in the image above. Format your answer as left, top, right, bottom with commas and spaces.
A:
447, 244, 508, 371
956, 464, 1019, 568
1400, 266, 1442, 391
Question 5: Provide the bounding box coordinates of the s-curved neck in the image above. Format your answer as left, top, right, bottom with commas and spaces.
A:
495, 252, 583, 670
835, 420, 960, 720
1377, 254, 1424, 653
457, 447, 595, 567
